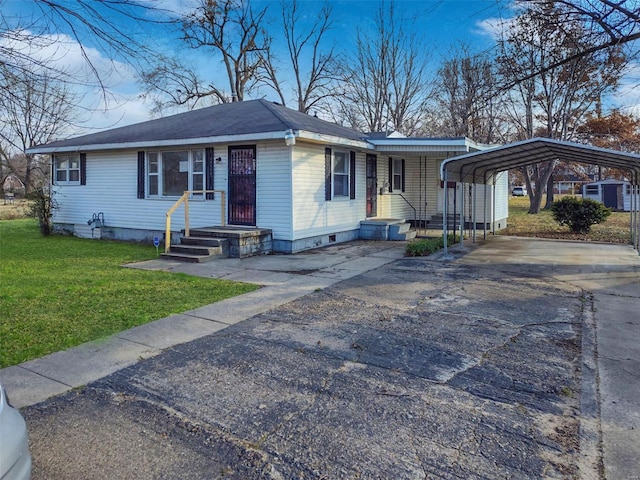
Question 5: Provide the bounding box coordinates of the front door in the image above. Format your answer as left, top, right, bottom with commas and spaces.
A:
228, 145, 256, 225
366, 154, 377, 217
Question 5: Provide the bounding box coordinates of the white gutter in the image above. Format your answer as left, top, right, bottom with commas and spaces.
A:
27, 129, 372, 154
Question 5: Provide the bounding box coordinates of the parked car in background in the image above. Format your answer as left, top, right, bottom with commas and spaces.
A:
0, 383, 32, 479
512, 186, 527, 196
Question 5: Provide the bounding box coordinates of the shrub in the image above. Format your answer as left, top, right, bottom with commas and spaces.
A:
27, 186, 58, 235
551, 197, 611, 234
405, 233, 460, 256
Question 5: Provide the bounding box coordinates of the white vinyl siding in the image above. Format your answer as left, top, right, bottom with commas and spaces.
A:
52, 149, 224, 231
291, 142, 364, 239
255, 143, 293, 240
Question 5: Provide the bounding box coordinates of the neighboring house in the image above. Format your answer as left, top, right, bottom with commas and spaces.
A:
2, 173, 26, 196
29, 100, 509, 256
582, 178, 633, 211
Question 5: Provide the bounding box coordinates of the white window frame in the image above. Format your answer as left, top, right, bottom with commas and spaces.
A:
54, 154, 81, 185
146, 149, 205, 198
333, 150, 350, 198
392, 158, 403, 191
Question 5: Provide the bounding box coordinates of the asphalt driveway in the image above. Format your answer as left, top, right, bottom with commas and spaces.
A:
20, 237, 619, 479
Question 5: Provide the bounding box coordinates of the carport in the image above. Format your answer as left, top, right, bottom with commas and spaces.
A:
440, 137, 640, 256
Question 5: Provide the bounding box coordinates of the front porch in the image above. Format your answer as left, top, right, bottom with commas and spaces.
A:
162, 226, 273, 262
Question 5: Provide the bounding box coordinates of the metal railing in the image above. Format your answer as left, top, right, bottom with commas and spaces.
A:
397, 193, 417, 226
165, 190, 226, 253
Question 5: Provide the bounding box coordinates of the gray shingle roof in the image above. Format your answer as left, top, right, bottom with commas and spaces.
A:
32, 99, 368, 151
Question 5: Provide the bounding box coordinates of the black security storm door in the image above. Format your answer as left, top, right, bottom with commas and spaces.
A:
228, 146, 256, 225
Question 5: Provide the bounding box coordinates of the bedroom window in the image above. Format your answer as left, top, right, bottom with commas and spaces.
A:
146, 149, 205, 198
54, 154, 81, 185
392, 158, 403, 191
333, 151, 349, 197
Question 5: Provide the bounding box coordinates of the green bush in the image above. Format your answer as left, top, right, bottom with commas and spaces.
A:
551, 197, 611, 234
405, 234, 460, 256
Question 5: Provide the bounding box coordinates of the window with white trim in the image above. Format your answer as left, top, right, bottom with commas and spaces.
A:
392, 158, 403, 191
146, 149, 205, 198
333, 151, 349, 197
54, 154, 81, 185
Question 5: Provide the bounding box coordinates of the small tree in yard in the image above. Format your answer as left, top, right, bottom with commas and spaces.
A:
551, 197, 611, 234
27, 186, 57, 236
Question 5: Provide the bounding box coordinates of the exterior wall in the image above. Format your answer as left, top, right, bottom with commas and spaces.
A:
290, 142, 366, 243
255, 143, 293, 240
376, 155, 441, 221
50, 142, 296, 243
583, 180, 632, 211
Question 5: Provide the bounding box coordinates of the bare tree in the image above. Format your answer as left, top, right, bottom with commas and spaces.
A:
259, 0, 337, 113
434, 46, 503, 143
142, 0, 269, 110
0, 67, 78, 191
0, 0, 167, 100
497, 2, 626, 213
524, 0, 640, 75
333, 0, 432, 135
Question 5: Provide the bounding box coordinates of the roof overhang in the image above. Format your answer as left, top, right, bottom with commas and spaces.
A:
440, 137, 640, 184
370, 137, 494, 156
27, 129, 371, 154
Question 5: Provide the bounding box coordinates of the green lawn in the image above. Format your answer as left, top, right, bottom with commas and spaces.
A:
500, 196, 631, 244
0, 219, 259, 368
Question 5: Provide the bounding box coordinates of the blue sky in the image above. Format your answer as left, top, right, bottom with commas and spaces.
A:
2, 0, 638, 133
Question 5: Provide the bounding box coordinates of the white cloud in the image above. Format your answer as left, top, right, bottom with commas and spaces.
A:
473, 16, 512, 40
611, 61, 640, 116
1, 29, 157, 134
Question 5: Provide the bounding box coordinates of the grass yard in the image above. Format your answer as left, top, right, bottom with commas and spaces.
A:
500, 195, 632, 244
0, 219, 259, 368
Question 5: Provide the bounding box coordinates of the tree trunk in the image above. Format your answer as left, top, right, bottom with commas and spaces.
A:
544, 173, 554, 209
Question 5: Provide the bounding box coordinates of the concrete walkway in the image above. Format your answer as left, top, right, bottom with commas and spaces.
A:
0, 241, 407, 408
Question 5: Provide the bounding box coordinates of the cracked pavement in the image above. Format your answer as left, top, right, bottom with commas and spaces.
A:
23, 250, 587, 479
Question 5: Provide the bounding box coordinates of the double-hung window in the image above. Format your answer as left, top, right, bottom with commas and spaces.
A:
392, 158, 403, 191
388, 157, 405, 192
146, 149, 205, 198
54, 154, 81, 185
333, 151, 349, 197
325, 147, 355, 201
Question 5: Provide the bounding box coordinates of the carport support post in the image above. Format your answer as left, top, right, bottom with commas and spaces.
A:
443, 169, 450, 258
459, 183, 464, 248
492, 173, 497, 235
483, 172, 489, 239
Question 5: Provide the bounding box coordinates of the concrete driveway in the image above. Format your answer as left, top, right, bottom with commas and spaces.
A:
17, 237, 640, 479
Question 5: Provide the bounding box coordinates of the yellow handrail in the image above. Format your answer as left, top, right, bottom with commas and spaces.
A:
165, 190, 226, 253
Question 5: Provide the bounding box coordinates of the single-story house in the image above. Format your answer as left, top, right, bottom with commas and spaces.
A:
582, 178, 633, 211
29, 99, 508, 258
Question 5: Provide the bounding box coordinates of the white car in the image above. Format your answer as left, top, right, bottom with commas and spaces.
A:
512, 186, 527, 196
0, 384, 32, 480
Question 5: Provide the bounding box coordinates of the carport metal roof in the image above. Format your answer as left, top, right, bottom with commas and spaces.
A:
439, 137, 640, 256
440, 137, 640, 184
